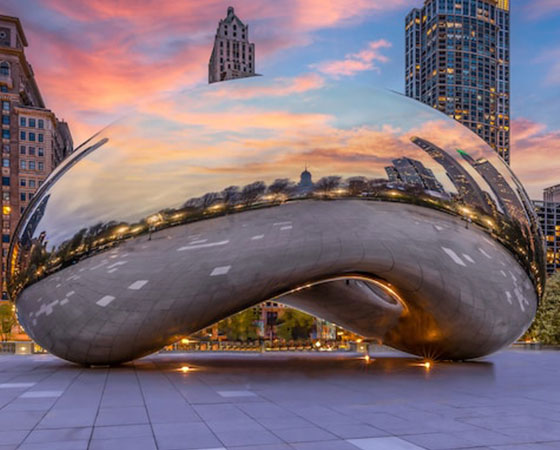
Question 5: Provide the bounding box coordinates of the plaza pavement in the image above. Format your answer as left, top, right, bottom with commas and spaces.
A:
0, 350, 559, 450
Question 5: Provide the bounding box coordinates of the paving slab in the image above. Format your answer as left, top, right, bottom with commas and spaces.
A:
0, 350, 558, 449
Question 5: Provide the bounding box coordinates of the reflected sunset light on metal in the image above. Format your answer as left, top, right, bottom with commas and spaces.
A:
8, 77, 544, 365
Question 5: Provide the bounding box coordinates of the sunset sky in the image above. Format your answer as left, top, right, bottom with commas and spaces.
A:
3, 0, 560, 198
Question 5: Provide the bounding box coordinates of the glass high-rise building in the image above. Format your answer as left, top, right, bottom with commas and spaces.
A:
405, 0, 510, 163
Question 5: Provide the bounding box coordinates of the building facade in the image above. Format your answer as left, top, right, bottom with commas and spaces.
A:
0, 15, 73, 299
209, 7, 256, 84
405, 0, 510, 163
534, 184, 560, 275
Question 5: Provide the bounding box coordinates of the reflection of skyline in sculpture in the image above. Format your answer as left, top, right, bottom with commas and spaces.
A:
7, 80, 544, 365
411, 136, 492, 215
458, 150, 526, 223
385, 157, 444, 193
20, 195, 50, 249
296, 166, 313, 194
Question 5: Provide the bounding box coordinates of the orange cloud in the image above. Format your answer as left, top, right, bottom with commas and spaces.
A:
205, 73, 325, 100
313, 40, 392, 77
1, 0, 413, 146
510, 118, 560, 198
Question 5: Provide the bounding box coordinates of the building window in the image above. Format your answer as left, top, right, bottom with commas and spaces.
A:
20, 146, 25, 155
2, 101, 8, 111
28, 132, 35, 142
37, 162, 43, 171
29, 147, 35, 156
2, 234, 9, 244
2, 192, 8, 201
20, 160, 26, 170
1, 115, 8, 125
2, 159, 8, 168
0, 86, 6, 93
29, 179, 35, 188
38, 134, 43, 143
20, 193, 25, 202
2, 144, 8, 153
29, 161, 35, 170
29, 118, 36, 128
0, 62, 9, 76
20, 131, 25, 140
1, 130, 9, 139
20, 179, 25, 187
1, 177, 9, 186
20, 117, 26, 127
38, 119, 44, 129
38, 147, 43, 157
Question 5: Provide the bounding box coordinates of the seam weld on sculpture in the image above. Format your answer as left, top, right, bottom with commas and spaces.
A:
8, 78, 544, 365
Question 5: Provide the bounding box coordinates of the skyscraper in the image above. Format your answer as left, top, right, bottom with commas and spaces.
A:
209, 7, 256, 84
0, 15, 73, 300
405, 0, 510, 163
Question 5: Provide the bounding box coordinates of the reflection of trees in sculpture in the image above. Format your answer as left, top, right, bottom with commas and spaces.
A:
222, 186, 239, 208
13, 154, 541, 302
276, 309, 315, 341
219, 309, 259, 341
268, 178, 294, 195
240, 181, 266, 206
316, 176, 341, 193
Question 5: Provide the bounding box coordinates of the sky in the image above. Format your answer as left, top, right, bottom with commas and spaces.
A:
2, 0, 560, 198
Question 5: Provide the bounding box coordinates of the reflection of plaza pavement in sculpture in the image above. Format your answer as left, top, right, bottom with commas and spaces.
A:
17, 200, 536, 365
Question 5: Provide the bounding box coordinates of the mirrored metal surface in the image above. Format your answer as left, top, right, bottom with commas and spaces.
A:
8, 78, 544, 364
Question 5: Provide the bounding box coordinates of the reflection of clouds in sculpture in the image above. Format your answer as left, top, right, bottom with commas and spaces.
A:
28, 84, 532, 252
8, 78, 544, 365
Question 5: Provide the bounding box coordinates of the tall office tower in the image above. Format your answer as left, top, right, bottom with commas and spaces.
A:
405, 0, 510, 163
0, 15, 73, 300
209, 6, 256, 84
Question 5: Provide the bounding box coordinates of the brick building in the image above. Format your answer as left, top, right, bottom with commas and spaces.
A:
0, 15, 73, 299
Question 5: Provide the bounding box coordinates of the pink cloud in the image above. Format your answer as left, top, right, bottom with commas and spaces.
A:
205, 73, 325, 100
510, 118, 560, 198
523, 0, 560, 19
313, 40, 392, 77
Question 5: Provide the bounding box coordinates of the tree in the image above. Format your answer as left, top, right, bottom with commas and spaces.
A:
276, 309, 315, 341
0, 302, 16, 342
524, 272, 560, 344
220, 309, 258, 341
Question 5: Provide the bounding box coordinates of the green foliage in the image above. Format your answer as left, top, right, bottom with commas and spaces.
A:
220, 308, 258, 341
524, 272, 560, 345
0, 302, 16, 342
276, 309, 315, 341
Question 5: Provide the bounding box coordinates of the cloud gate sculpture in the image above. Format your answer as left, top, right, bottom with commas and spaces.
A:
8, 78, 544, 365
